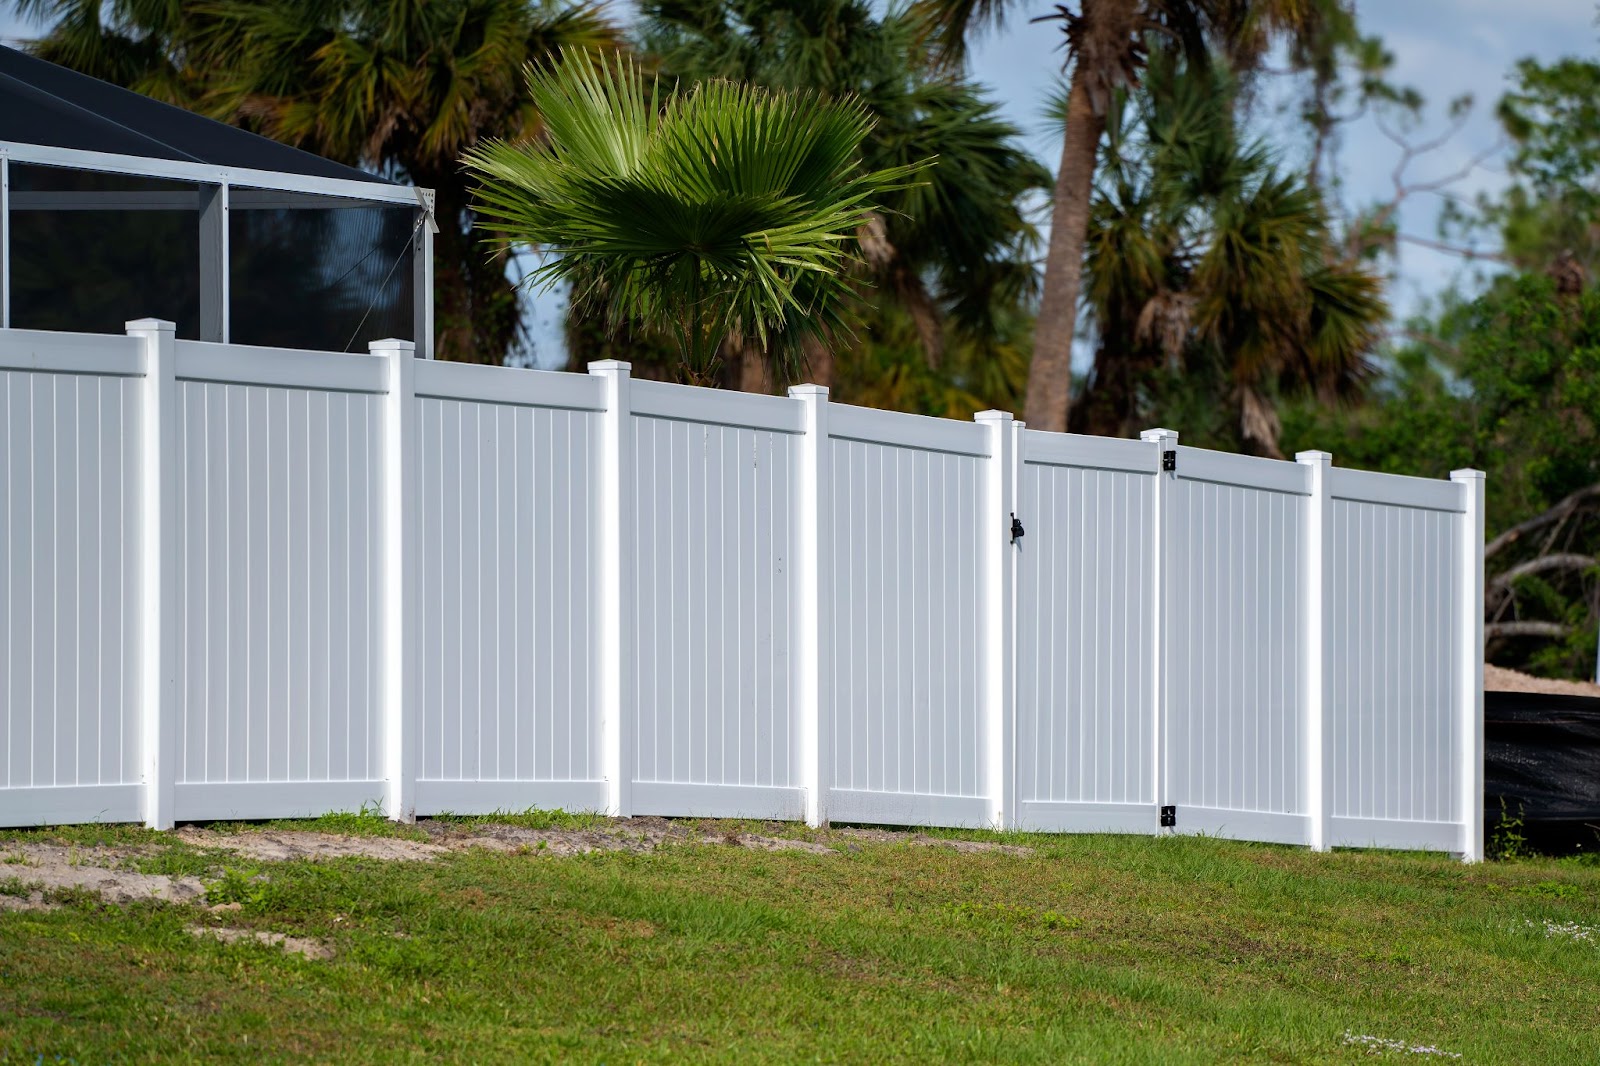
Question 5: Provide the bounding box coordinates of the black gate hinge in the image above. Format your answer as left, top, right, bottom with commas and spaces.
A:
1160, 805, 1176, 828
1010, 512, 1025, 544
1161, 450, 1177, 472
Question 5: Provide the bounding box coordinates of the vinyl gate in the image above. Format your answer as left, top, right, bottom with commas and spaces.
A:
0, 322, 1486, 857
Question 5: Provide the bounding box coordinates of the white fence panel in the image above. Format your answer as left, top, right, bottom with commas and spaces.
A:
169, 341, 388, 820
825, 404, 989, 827
629, 381, 802, 818
412, 362, 605, 815
1164, 447, 1310, 845
0, 331, 144, 825
0, 329, 1485, 856
1326, 469, 1465, 852
1015, 432, 1160, 833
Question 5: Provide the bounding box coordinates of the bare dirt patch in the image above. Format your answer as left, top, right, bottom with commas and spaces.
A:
188, 925, 334, 960
447, 820, 683, 856
835, 827, 1034, 856
732, 834, 836, 855
177, 828, 449, 863
0, 844, 206, 905
425, 816, 837, 857
1485, 663, 1600, 698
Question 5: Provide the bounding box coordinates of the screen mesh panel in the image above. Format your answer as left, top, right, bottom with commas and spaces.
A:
229, 189, 415, 352
8, 164, 205, 338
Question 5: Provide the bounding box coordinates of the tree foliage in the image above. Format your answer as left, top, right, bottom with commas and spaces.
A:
911, 0, 1351, 432
1486, 56, 1600, 278
1285, 275, 1600, 677
1073, 56, 1385, 454
633, 0, 1049, 384
466, 50, 920, 381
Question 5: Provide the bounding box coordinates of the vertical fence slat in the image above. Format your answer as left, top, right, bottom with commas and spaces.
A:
975, 411, 1017, 829
1453, 468, 1486, 861
129, 318, 178, 829
591, 360, 634, 817
1297, 450, 1332, 851
376, 337, 417, 820
1140, 429, 1177, 833
792, 385, 829, 827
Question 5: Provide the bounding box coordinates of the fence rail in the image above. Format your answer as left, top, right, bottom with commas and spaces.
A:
0, 322, 1486, 858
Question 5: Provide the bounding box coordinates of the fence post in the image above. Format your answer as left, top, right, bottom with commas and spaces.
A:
590, 361, 634, 817
975, 411, 1018, 830
1297, 450, 1334, 852
1452, 468, 1486, 862
1140, 429, 1178, 833
791, 384, 830, 828
129, 319, 178, 830
375, 338, 418, 821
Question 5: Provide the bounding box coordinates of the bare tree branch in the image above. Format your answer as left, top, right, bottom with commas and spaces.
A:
1390, 326, 1462, 361
1488, 553, 1598, 596
1352, 116, 1506, 260
1485, 620, 1571, 640
1485, 483, 1600, 559
1375, 111, 1472, 162
1396, 233, 1508, 263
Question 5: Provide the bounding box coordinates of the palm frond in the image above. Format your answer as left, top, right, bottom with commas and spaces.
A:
466, 50, 925, 378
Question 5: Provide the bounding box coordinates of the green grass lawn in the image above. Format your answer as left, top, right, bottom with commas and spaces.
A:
1, 815, 1597, 1063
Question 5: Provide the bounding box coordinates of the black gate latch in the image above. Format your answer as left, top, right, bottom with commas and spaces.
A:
1010, 513, 1025, 544
1160, 805, 1176, 828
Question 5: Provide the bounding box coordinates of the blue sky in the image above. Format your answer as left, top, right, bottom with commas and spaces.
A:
5, 1, 1596, 365
966, 0, 1599, 330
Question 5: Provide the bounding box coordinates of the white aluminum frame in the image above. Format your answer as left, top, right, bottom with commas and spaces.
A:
0, 141, 434, 355
1, 154, 9, 328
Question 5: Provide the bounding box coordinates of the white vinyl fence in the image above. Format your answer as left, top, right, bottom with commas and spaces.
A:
0, 321, 1486, 858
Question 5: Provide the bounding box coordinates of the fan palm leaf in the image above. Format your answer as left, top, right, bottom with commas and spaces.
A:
636, 0, 1049, 377
467, 50, 924, 380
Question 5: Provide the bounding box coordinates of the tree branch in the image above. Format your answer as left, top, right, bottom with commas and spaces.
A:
1485, 483, 1600, 559
1489, 553, 1598, 595
1395, 233, 1508, 263
1361, 114, 1504, 245
1390, 325, 1461, 361
1485, 620, 1571, 640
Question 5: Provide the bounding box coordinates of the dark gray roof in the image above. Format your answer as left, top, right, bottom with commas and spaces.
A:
0, 45, 389, 185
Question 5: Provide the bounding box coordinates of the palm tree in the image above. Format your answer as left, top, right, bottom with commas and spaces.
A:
1076, 55, 1384, 455
914, 0, 1350, 432
18, 0, 622, 365
636, 0, 1049, 390
465, 50, 920, 383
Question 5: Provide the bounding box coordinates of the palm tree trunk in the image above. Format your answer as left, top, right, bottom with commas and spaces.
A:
1024, 47, 1110, 432
802, 334, 834, 389
423, 175, 522, 365
739, 340, 773, 393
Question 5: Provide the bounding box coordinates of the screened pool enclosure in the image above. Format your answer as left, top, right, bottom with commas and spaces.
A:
0, 45, 433, 356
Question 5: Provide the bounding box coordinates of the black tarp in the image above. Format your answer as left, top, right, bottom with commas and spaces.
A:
1485, 690, 1600, 854
0, 45, 387, 185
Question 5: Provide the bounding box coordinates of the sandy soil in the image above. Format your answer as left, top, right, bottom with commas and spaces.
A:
833, 828, 1033, 856
1485, 663, 1600, 698
176, 827, 452, 862
0, 843, 207, 907
187, 924, 334, 960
